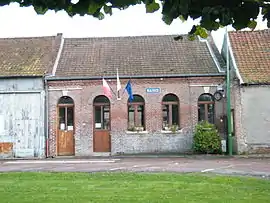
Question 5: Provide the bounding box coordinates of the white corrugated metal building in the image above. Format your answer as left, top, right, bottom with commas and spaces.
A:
0, 34, 62, 158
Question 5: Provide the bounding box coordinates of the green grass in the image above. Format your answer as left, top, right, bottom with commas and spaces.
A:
0, 172, 270, 203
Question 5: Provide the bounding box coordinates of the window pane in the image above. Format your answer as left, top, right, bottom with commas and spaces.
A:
95, 106, 102, 129
172, 104, 179, 125
198, 94, 214, 102
58, 96, 74, 104
208, 104, 215, 124
94, 96, 110, 104
162, 105, 169, 129
198, 104, 205, 122
67, 107, 74, 130
128, 105, 135, 129
59, 107, 66, 130
133, 95, 144, 103
137, 105, 144, 128
163, 94, 178, 102
103, 105, 110, 130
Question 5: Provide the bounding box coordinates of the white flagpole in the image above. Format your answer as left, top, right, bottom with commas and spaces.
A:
116, 68, 121, 100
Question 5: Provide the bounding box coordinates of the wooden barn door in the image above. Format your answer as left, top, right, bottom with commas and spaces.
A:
57, 96, 75, 156
93, 96, 111, 152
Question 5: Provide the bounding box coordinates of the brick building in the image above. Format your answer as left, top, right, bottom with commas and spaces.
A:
222, 29, 270, 154
46, 35, 226, 157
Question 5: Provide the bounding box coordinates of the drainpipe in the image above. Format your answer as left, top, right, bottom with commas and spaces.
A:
44, 76, 49, 158
44, 33, 64, 158
226, 27, 233, 156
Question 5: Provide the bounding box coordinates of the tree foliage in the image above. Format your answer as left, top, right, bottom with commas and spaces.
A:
3, 0, 270, 38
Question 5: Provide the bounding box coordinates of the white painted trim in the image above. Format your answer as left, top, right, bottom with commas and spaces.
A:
52, 36, 65, 76
227, 34, 244, 84
198, 36, 224, 73
160, 130, 183, 134
48, 87, 83, 91
125, 131, 148, 134
206, 41, 224, 73
189, 84, 219, 87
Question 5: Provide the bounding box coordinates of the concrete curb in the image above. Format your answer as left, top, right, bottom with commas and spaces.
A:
1, 154, 270, 162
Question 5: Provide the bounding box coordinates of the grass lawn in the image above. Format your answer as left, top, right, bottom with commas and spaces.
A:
0, 172, 270, 203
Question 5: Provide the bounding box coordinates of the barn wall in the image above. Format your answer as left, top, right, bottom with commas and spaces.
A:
0, 78, 45, 158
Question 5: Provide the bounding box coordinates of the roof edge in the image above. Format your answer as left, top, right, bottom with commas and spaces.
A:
0, 34, 59, 40
199, 36, 225, 73
52, 36, 65, 76
0, 75, 43, 79
227, 32, 244, 84
63, 34, 188, 40
46, 73, 225, 81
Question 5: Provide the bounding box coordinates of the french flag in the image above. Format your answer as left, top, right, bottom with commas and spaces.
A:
102, 78, 112, 98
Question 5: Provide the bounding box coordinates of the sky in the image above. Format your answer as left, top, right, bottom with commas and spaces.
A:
0, 2, 268, 51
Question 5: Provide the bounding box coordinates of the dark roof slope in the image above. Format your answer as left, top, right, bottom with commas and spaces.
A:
229, 29, 270, 83
55, 35, 224, 78
0, 34, 61, 77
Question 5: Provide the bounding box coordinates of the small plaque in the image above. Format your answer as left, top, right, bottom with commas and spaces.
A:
67, 126, 73, 131
60, 123, 65, 130
146, 88, 160, 94
95, 123, 102, 128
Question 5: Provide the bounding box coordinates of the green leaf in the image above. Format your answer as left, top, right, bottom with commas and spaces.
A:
188, 34, 196, 41
34, 6, 48, 15
195, 26, 208, 38
178, 15, 186, 22
162, 15, 173, 25
199, 30, 208, 38
247, 20, 257, 30
88, 2, 102, 15
93, 11, 105, 20
104, 5, 112, 15
146, 1, 160, 13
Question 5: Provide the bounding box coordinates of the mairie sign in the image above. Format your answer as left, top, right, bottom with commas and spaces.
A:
146, 88, 161, 94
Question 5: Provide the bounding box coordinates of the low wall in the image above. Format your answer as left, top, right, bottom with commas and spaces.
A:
111, 132, 193, 155
247, 143, 270, 154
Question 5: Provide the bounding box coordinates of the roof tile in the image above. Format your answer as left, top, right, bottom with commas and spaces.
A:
0, 34, 61, 77
56, 35, 223, 77
229, 29, 270, 83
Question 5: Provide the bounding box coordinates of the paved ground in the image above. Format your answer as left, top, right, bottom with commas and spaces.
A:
1, 157, 270, 178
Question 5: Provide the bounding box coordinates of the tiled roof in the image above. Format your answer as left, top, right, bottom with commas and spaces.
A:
55, 35, 224, 78
0, 34, 61, 77
229, 29, 270, 84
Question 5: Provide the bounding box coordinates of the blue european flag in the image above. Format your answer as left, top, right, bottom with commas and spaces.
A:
125, 80, 134, 102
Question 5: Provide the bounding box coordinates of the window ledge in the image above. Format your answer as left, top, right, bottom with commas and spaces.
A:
126, 131, 148, 134
161, 129, 183, 134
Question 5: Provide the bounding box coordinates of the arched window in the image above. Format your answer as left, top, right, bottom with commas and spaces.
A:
162, 94, 179, 130
58, 96, 74, 131
93, 95, 110, 130
198, 93, 215, 124
58, 96, 74, 105
128, 95, 145, 131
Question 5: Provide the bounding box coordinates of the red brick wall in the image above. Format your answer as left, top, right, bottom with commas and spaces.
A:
47, 76, 225, 156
